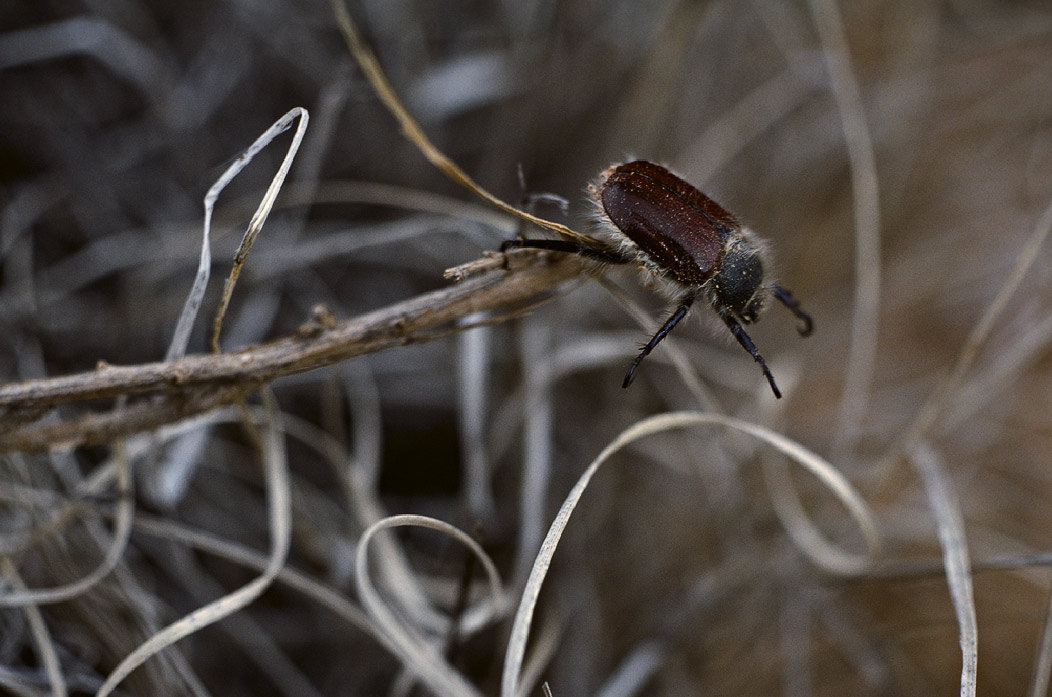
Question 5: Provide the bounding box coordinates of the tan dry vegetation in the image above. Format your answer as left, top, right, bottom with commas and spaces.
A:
1, 1, 1052, 696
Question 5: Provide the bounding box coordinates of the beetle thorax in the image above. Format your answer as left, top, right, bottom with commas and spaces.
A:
710, 231, 769, 323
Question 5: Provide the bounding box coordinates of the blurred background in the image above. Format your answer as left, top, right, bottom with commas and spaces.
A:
2, 0, 1052, 695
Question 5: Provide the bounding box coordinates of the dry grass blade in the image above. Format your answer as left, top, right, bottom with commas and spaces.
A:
592, 641, 665, 697
355, 514, 504, 697
130, 513, 384, 645
0, 442, 132, 606
501, 411, 878, 697
908, 442, 977, 697
1028, 590, 1052, 697
513, 614, 562, 697
676, 62, 814, 184
457, 320, 497, 525
94, 390, 291, 697
762, 455, 870, 576
168, 106, 308, 361
328, 0, 594, 246
0, 558, 67, 697
892, 194, 1052, 462
512, 318, 556, 587
0, 17, 166, 93
807, 0, 883, 460
209, 107, 309, 353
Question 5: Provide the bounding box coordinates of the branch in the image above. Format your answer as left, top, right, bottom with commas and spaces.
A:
0, 251, 587, 452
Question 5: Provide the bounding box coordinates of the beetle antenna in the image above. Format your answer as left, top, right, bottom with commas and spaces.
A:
622, 297, 694, 388
720, 311, 782, 399
501, 238, 629, 264
772, 285, 813, 337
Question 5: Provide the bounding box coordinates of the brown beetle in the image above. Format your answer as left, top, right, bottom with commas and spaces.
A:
504, 160, 812, 398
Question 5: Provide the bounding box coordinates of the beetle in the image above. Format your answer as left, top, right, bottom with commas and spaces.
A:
502, 160, 812, 398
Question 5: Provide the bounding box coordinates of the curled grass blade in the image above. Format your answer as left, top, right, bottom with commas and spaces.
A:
209, 107, 309, 353
355, 514, 504, 697
165, 107, 309, 361
95, 390, 290, 697
0, 442, 132, 607
0, 558, 67, 697
502, 411, 878, 697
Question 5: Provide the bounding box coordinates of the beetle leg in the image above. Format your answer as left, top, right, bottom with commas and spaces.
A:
501, 238, 630, 265
772, 285, 813, 337
622, 296, 694, 388
720, 311, 782, 399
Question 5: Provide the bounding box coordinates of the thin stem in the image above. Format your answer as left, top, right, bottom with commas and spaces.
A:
0, 252, 586, 452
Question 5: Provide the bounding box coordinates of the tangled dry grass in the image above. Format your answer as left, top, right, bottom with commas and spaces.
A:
2, 1, 1052, 695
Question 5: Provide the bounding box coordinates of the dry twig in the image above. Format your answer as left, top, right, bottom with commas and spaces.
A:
0, 251, 586, 452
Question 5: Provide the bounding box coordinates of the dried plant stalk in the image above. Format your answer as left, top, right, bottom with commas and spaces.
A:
0, 252, 585, 452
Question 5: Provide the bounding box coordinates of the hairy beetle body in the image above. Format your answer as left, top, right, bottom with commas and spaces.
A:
504, 160, 812, 398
